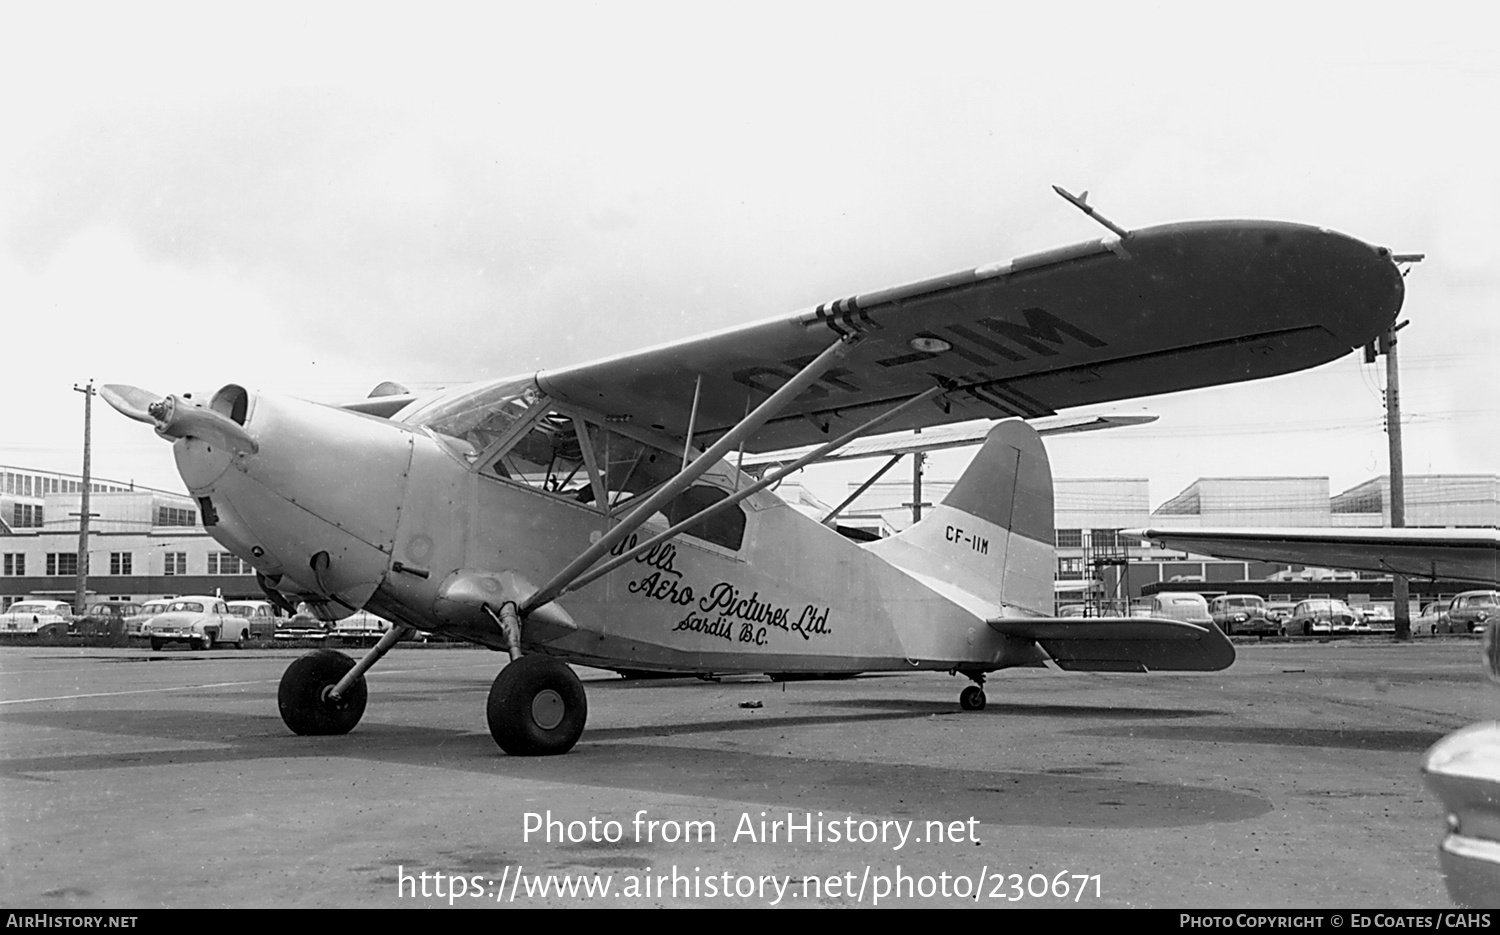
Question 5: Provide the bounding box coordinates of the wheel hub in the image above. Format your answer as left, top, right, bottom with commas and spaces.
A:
530, 689, 565, 730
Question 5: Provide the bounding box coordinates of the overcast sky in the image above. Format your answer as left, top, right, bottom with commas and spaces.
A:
1, 2, 1495, 512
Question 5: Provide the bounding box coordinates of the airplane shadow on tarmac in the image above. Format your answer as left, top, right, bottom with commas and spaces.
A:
0, 704, 1272, 830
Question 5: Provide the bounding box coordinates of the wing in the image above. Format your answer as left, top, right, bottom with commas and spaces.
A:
538, 219, 1403, 452
1128, 527, 1500, 585
988, 616, 1235, 672
737, 412, 1157, 469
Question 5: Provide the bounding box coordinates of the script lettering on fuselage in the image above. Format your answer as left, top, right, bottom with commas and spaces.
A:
625, 558, 833, 648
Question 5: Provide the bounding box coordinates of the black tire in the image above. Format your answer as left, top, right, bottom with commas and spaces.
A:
150, 638, 164, 651
278, 649, 367, 736
1302, 621, 1314, 637
1223, 622, 1233, 636
487, 656, 587, 755
959, 685, 986, 711
198, 630, 214, 651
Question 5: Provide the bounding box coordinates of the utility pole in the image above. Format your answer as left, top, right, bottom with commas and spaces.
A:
72, 381, 95, 616
1384, 324, 1410, 641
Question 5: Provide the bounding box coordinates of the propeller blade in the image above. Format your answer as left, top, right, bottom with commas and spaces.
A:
100, 384, 163, 424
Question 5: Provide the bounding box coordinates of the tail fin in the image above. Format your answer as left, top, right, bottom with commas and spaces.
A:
866, 420, 1054, 613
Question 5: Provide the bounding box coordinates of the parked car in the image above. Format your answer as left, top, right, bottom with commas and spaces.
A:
0, 600, 73, 636
1415, 601, 1450, 635
1287, 598, 1361, 636
1209, 594, 1279, 637
1442, 590, 1498, 635
1150, 592, 1211, 625
70, 601, 148, 638
333, 610, 393, 645
226, 600, 281, 639
273, 604, 335, 642
1266, 601, 1298, 629
128, 601, 171, 640
1355, 605, 1396, 633
1420, 622, 1500, 907
139, 596, 241, 650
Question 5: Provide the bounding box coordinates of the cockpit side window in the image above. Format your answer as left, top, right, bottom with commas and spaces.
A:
490, 411, 593, 496
480, 413, 746, 552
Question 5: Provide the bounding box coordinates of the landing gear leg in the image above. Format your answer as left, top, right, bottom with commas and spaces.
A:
487, 656, 587, 755
959, 673, 987, 711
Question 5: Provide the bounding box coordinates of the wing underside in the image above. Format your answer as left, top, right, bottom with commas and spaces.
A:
537, 220, 1402, 453
1129, 527, 1500, 585
988, 616, 1236, 672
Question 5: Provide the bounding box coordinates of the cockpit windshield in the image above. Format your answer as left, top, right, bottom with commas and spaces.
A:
398, 376, 540, 457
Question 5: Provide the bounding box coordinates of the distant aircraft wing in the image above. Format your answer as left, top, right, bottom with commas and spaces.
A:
737, 412, 1157, 469
988, 617, 1235, 672
1128, 527, 1500, 585
538, 220, 1402, 453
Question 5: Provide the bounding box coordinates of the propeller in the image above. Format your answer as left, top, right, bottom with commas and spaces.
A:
100, 383, 259, 455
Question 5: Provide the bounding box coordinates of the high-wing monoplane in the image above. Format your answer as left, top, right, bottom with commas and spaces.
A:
103, 213, 1405, 755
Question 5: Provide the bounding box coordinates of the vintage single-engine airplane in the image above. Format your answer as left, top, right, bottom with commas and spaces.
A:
102, 203, 1406, 756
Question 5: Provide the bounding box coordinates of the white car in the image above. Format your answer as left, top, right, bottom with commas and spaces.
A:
333, 610, 393, 645
140, 596, 242, 650
0, 600, 73, 636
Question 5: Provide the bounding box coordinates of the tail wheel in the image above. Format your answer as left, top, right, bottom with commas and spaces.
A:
278, 649, 367, 735
959, 685, 987, 711
487, 656, 587, 756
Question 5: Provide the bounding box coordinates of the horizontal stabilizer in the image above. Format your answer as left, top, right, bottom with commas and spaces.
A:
987, 616, 1235, 672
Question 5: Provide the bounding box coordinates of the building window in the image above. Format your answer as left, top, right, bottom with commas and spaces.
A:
156, 506, 197, 527
163, 552, 188, 576
110, 552, 133, 575
46, 553, 78, 576
1090, 528, 1121, 548
11, 503, 41, 528
2, 553, 24, 576
1055, 528, 1083, 548
207, 552, 251, 575
1057, 557, 1085, 580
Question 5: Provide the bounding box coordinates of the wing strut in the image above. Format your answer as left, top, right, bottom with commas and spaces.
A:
558, 384, 946, 599
822, 453, 904, 527
519, 335, 860, 615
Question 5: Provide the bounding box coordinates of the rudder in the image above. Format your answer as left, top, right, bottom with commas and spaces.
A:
866, 420, 1054, 613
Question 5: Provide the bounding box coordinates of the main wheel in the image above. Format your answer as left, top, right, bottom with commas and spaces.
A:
959, 685, 986, 711
198, 630, 214, 651
487, 655, 587, 755
150, 638, 163, 651
278, 649, 367, 735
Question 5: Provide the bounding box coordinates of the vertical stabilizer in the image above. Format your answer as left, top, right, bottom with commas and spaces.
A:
866, 420, 1054, 614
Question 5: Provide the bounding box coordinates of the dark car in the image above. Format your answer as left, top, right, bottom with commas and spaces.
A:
70, 601, 145, 638
1443, 590, 1497, 635
1209, 594, 1279, 637
1287, 598, 1360, 636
